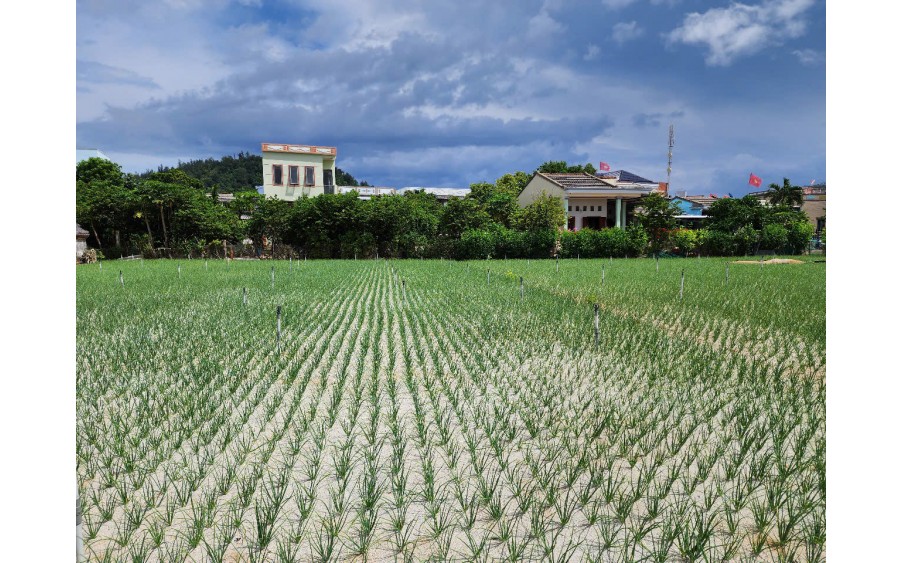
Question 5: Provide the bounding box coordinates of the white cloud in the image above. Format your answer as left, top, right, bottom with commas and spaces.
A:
528, 10, 565, 39
583, 44, 601, 60
613, 21, 644, 45
667, 0, 816, 66
600, 0, 638, 9
793, 48, 824, 65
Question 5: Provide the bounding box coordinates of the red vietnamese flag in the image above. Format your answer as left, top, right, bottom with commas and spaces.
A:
599, 162, 611, 171
749, 173, 762, 187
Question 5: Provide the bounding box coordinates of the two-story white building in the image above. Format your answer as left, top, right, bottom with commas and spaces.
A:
261, 142, 337, 200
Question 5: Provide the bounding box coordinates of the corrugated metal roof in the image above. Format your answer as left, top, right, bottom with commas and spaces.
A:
398, 187, 470, 197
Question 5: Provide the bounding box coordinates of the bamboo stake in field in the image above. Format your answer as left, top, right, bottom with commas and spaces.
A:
290, 257, 293, 273
402, 279, 406, 303
656, 256, 659, 272
119, 270, 124, 288
487, 269, 490, 285
556, 255, 559, 273
725, 263, 730, 285
76, 483, 83, 563
205, 260, 208, 272
243, 287, 247, 307
276, 305, 282, 350
520, 276, 524, 302
680, 269, 685, 301
271, 265, 275, 288
99, 262, 102, 271
601, 265, 605, 287
594, 303, 600, 346
178, 263, 181, 279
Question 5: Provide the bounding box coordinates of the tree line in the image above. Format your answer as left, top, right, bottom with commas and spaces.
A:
77, 155, 815, 260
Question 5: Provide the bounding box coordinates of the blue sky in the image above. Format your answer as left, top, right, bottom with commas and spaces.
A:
76, 0, 825, 195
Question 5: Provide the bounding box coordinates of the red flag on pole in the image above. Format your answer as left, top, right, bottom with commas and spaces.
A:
749, 173, 762, 188
709, 193, 717, 198
599, 162, 611, 172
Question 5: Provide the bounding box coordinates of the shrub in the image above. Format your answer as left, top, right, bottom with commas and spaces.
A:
733, 225, 759, 256
699, 230, 735, 256
626, 226, 649, 257
671, 229, 698, 256
597, 228, 630, 257
759, 223, 789, 252
787, 221, 815, 254
559, 230, 579, 258
523, 229, 557, 258
457, 229, 495, 260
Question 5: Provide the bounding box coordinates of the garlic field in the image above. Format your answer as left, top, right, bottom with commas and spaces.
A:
76, 258, 825, 562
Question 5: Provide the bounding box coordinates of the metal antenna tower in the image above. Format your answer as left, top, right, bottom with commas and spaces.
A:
667, 124, 674, 190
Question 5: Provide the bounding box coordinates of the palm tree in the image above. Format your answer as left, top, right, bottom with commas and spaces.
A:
766, 178, 804, 208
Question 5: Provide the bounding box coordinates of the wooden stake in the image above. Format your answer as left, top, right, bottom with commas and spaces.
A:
725, 263, 730, 285
178, 264, 181, 279
119, 270, 124, 288
656, 256, 659, 272
680, 269, 685, 301
520, 276, 524, 302
276, 305, 282, 349
487, 269, 490, 285
243, 287, 247, 307
601, 265, 605, 287
594, 303, 600, 346
271, 265, 275, 288
556, 255, 559, 273
205, 260, 208, 272
402, 279, 406, 302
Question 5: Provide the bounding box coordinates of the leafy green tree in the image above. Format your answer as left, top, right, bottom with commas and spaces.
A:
537, 161, 598, 174
76, 158, 129, 247
766, 178, 803, 208
494, 172, 531, 197
243, 196, 292, 248
635, 193, 680, 253
517, 193, 565, 231
704, 196, 770, 233
467, 182, 519, 227
439, 197, 491, 239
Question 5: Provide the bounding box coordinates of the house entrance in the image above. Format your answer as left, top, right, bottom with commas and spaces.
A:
582, 216, 603, 230
323, 170, 334, 194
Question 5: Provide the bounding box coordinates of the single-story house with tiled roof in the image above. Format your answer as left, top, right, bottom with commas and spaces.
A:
517, 172, 657, 230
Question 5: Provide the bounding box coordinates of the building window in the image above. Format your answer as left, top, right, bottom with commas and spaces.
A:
288, 165, 300, 185
591, 206, 595, 212
272, 165, 283, 186
304, 166, 315, 186
583, 206, 587, 211
568, 206, 572, 211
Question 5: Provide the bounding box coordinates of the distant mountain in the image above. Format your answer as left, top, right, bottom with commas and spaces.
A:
139, 152, 366, 192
